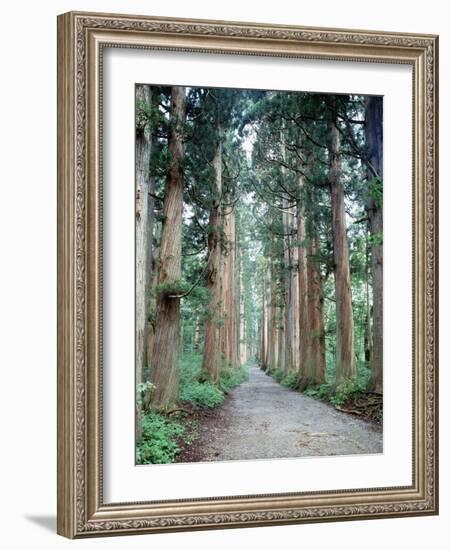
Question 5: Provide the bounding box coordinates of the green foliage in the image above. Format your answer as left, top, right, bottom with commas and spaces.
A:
136, 380, 155, 396
136, 380, 155, 408
367, 176, 383, 208
220, 362, 250, 391
181, 380, 224, 408
267, 367, 284, 383
179, 353, 222, 407
178, 353, 249, 408
303, 361, 372, 405
268, 367, 340, 393
147, 309, 157, 326
150, 144, 173, 179
179, 352, 202, 381
136, 380, 155, 406
189, 285, 210, 303
137, 352, 250, 465
136, 99, 161, 130
368, 231, 383, 246
330, 380, 363, 406
281, 371, 300, 389
136, 412, 185, 464
304, 382, 334, 401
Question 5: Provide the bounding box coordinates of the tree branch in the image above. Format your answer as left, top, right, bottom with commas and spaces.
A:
167, 265, 208, 299
182, 243, 207, 257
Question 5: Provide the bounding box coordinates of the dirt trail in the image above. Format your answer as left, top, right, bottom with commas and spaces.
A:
178, 363, 382, 462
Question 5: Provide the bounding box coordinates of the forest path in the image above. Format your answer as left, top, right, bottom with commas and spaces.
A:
178, 363, 382, 462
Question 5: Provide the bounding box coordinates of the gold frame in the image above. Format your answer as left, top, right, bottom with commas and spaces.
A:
57, 11, 439, 538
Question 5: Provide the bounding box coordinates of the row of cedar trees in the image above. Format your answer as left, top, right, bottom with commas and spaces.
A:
254, 92, 383, 393
135, 84, 383, 431
136, 85, 252, 429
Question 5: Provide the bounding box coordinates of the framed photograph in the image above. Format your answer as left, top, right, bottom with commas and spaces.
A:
57, 11, 439, 538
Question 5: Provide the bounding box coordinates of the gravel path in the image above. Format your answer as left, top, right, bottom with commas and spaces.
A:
178, 363, 382, 462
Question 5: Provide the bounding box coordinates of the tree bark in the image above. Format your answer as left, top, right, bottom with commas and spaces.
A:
328, 97, 356, 384
278, 301, 285, 373
289, 212, 300, 375
240, 273, 247, 364
220, 206, 237, 368
306, 235, 326, 385
282, 197, 299, 374
135, 84, 154, 438
202, 133, 224, 383
234, 236, 241, 366
364, 228, 373, 363
260, 276, 266, 366
365, 95, 383, 393
193, 312, 201, 351
146, 218, 161, 378
297, 180, 310, 388
262, 268, 270, 369
267, 245, 279, 370
149, 86, 186, 410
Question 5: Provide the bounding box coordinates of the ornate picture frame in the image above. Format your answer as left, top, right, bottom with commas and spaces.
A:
57, 11, 438, 538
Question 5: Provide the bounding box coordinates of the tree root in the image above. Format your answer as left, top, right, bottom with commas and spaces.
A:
335, 392, 383, 423
167, 407, 193, 416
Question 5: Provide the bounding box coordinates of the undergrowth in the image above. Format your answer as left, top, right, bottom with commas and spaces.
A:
179, 353, 223, 407
266, 367, 298, 388
180, 352, 249, 407
136, 412, 185, 464
266, 367, 284, 383
304, 361, 372, 405
137, 353, 250, 464
280, 371, 300, 389
265, 360, 373, 407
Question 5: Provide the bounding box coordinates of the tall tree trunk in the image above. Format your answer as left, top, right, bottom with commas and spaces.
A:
260, 276, 266, 366
282, 197, 297, 374
297, 180, 310, 389
263, 268, 270, 369
257, 317, 262, 363
135, 84, 154, 438
289, 210, 300, 375
278, 301, 285, 373
306, 235, 326, 384
202, 134, 223, 383
234, 236, 241, 366
365, 96, 383, 394
193, 312, 201, 351
270, 305, 278, 370
220, 206, 237, 367
328, 97, 356, 384
261, 269, 270, 370
265, 261, 273, 369
280, 130, 296, 375
240, 280, 246, 364
364, 228, 373, 363
146, 218, 161, 372
267, 247, 278, 370
149, 86, 186, 410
